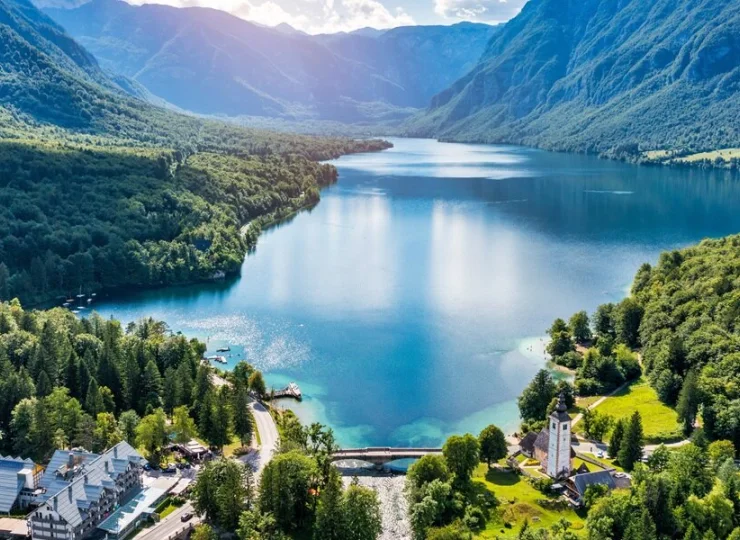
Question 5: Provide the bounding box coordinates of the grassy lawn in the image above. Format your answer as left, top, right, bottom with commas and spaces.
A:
580, 453, 624, 473
572, 457, 602, 472
473, 466, 586, 539
577, 379, 682, 443
223, 435, 243, 458
676, 148, 740, 163
576, 396, 600, 409
158, 504, 179, 519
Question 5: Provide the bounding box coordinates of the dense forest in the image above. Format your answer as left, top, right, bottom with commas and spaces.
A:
0, 299, 271, 463
545, 234, 740, 449
0, 136, 388, 305
512, 234, 740, 539
0, 0, 391, 305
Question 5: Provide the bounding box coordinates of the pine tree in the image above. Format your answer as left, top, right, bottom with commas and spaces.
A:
0, 262, 9, 301
676, 369, 700, 436
192, 363, 213, 407
64, 353, 80, 399
140, 360, 163, 411
232, 385, 253, 447
163, 367, 179, 413
208, 387, 231, 450
608, 419, 625, 459
122, 354, 140, 412
618, 412, 644, 471
78, 357, 92, 405
197, 390, 214, 442
624, 509, 656, 540
35, 370, 52, 397
97, 351, 122, 409
684, 524, 702, 540
85, 379, 104, 416
314, 468, 345, 540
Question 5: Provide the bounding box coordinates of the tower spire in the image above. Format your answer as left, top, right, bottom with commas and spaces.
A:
556, 392, 567, 413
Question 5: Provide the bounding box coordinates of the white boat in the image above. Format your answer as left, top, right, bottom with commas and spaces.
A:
206, 355, 227, 364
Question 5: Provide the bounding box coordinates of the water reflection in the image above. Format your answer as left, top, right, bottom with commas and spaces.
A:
94, 138, 740, 447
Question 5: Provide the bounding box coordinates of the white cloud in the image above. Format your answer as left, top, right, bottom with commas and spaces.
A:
124, 0, 414, 34
434, 0, 527, 23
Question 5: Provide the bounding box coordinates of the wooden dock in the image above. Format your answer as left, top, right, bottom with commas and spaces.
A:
271, 382, 302, 401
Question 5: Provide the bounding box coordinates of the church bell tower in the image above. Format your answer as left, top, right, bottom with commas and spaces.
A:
547, 393, 572, 479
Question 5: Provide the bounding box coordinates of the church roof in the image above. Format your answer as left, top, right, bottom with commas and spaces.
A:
519, 432, 538, 454
534, 430, 550, 453
532, 430, 576, 459
572, 470, 616, 497
549, 392, 572, 423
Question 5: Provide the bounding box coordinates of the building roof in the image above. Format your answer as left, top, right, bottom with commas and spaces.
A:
97, 486, 165, 534
550, 393, 572, 423
532, 430, 576, 461
35, 441, 144, 528
36, 449, 99, 504
0, 455, 35, 513
534, 430, 550, 454
571, 470, 616, 497
519, 432, 538, 454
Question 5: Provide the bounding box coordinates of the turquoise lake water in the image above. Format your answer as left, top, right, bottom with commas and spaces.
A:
93, 138, 740, 447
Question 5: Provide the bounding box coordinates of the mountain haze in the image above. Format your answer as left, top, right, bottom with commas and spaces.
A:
408, 0, 740, 158
42, 0, 497, 122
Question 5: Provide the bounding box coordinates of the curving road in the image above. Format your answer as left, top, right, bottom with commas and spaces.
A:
247, 400, 279, 476
134, 379, 280, 540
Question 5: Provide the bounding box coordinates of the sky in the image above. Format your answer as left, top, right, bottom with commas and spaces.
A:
123, 0, 530, 34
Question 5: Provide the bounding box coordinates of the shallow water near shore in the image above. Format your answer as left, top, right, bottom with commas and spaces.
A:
93, 138, 740, 447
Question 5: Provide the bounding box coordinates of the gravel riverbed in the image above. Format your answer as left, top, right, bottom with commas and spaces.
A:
342, 474, 411, 540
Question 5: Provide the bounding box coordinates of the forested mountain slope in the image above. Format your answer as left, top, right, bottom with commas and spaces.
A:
407, 0, 740, 160
0, 0, 390, 305
42, 0, 496, 122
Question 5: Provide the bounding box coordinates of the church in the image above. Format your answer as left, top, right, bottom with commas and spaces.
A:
519, 393, 575, 478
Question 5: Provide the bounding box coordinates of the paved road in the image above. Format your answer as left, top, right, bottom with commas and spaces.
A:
241, 401, 279, 476
210, 369, 280, 475
135, 502, 199, 540
572, 436, 689, 458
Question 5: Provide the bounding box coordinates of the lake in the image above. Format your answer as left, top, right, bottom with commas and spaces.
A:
93, 138, 740, 447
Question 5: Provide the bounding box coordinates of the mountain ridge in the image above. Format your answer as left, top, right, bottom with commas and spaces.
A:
41, 0, 497, 123
406, 0, 740, 160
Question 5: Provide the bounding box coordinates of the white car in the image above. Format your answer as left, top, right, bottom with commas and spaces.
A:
596, 450, 605, 458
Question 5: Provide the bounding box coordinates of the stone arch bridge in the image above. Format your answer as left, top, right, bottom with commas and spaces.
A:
331, 447, 443, 468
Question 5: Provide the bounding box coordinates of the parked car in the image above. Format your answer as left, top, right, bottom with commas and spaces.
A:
163, 464, 177, 474
596, 450, 605, 458
181, 512, 194, 522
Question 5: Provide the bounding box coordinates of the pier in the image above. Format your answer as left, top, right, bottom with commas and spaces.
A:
271, 382, 302, 400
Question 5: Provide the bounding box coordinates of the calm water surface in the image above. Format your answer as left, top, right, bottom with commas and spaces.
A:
94, 138, 740, 447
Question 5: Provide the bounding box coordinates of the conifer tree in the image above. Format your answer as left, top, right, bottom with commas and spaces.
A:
676, 369, 700, 436
85, 379, 104, 416
618, 412, 644, 471
232, 385, 253, 447
608, 419, 625, 459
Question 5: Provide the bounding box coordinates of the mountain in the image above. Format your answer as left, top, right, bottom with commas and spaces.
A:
407, 0, 740, 159
41, 0, 497, 122
0, 0, 390, 304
